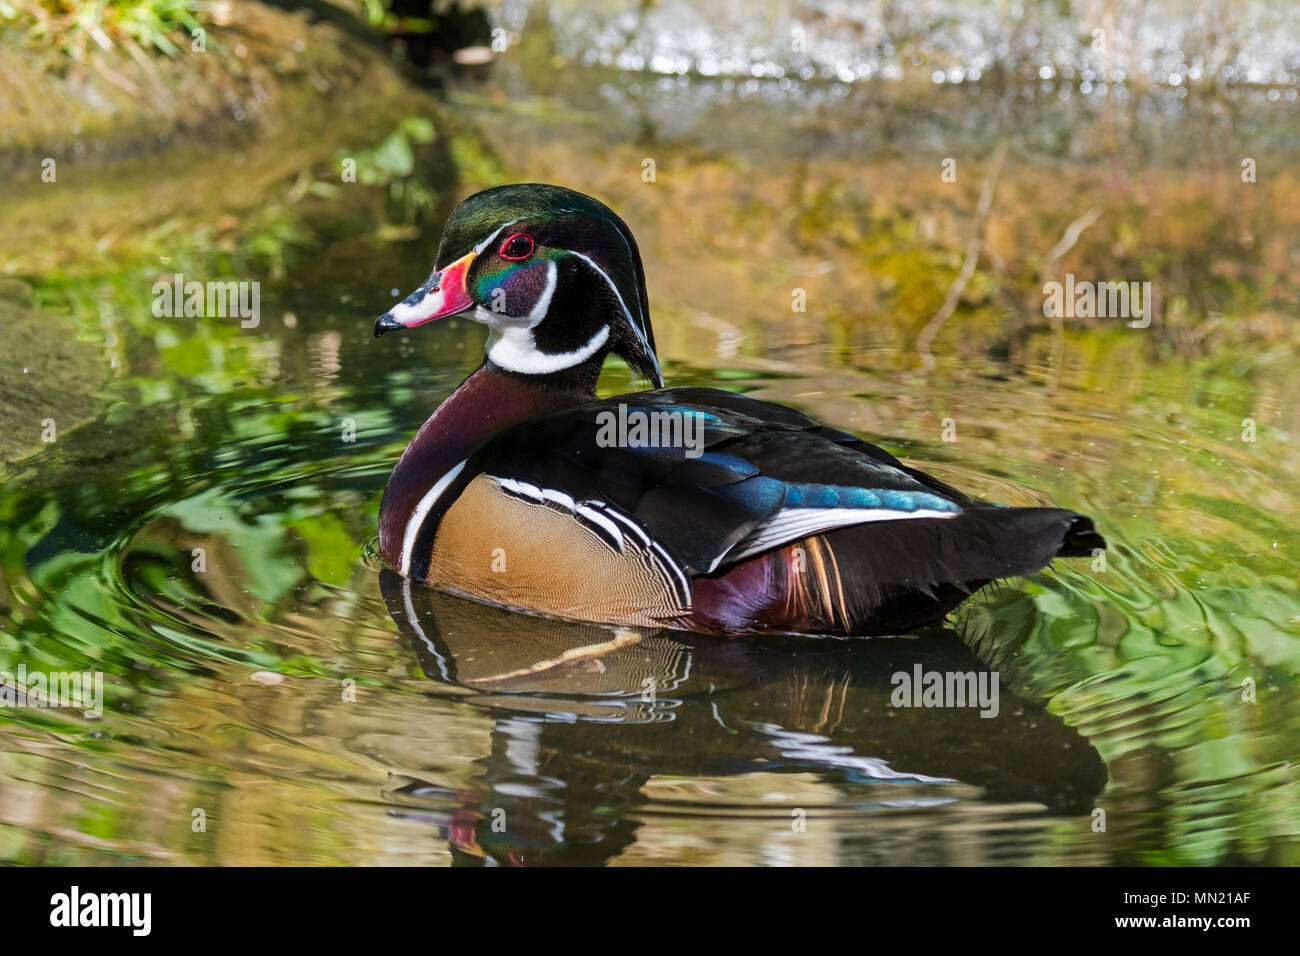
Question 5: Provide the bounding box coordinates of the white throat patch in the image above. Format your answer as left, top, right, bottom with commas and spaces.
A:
473, 258, 610, 374
487, 323, 611, 375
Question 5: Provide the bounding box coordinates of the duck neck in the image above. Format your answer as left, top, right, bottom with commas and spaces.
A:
378, 360, 598, 564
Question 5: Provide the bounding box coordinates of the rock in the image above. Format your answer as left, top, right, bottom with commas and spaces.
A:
0, 279, 108, 466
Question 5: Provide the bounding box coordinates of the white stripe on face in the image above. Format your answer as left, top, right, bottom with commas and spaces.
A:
473, 220, 522, 255
528, 262, 558, 325
570, 252, 661, 383
469, 260, 557, 330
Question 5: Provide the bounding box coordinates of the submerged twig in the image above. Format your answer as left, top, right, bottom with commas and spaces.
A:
89, 52, 143, 98
1043, 207, 1102, 268
1041, 207, 1103, 387
916, 141, 1007, 370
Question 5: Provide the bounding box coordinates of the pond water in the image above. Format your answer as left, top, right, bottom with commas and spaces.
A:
1, 42, 1297, 865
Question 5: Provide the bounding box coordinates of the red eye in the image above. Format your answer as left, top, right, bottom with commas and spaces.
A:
499, 232, 534, 260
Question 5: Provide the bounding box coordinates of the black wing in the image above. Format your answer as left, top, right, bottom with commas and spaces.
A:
455, 387, 982, 575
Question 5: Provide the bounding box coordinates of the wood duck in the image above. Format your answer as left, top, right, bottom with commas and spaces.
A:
373, 183, 1105, 637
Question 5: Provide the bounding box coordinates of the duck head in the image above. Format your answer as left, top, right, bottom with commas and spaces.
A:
374, 183, 662, 388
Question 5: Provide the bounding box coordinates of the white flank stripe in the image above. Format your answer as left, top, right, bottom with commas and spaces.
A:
400, 459, 468, 576
538, 487, 577, 510
600, 506, 652, 546
497, 477, 543, 500
494, 478, 627, 552
728, 506, 958, 563
472, 477, 688, 605
648, 539, 692, 604
575, 505, 625, 551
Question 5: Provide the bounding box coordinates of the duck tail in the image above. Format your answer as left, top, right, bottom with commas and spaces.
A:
870, 506, 1104, 580
691, 507, 1106, 636
1054, 512, 1107, 558
820, 507, 1106, 633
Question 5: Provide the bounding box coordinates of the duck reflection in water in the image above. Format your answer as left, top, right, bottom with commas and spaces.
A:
379, 570, 1106, 866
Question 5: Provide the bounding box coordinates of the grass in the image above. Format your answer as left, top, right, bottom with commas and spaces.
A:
3, 0, 206, 59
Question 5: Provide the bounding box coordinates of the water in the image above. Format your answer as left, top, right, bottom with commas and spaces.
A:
1, 38, 1298, 866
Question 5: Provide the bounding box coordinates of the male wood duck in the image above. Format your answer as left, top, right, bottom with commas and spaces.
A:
373, 183, 1105, 637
